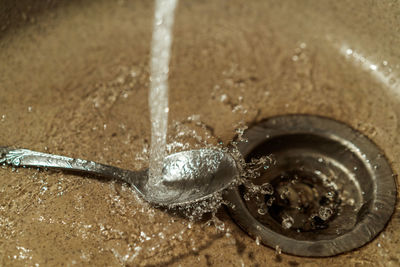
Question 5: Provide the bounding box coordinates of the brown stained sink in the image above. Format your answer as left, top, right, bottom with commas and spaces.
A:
1, 0, 399, 266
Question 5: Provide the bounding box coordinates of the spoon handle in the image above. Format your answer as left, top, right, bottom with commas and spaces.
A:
0, 147, 146, 188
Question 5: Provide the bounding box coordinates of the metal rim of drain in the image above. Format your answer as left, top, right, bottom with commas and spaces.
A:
224, 114, 397, 257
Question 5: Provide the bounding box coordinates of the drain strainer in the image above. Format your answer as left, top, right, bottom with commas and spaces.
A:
225, 115, 397, 257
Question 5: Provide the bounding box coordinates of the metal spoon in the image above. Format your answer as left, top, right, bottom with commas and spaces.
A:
0, 147, 239, 206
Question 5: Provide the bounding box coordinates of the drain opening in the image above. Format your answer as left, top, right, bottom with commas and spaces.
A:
225, 115, 396, 257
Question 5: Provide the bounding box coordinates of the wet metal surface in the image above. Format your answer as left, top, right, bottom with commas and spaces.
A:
0, 148, 237, 206
226, 115, 397, 256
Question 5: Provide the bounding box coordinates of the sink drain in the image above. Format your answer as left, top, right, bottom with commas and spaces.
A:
225, 115, 397, 257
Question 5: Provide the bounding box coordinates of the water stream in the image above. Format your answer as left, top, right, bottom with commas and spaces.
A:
148, 0, 178, 186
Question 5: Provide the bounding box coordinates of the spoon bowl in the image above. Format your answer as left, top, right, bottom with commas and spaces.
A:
143, 149, 239, 205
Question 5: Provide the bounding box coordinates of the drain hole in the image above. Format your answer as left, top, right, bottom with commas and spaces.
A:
242, 169, 343, 237
240, 132, 366, 241
267, 170, 340, 231
225, 115, 396, 256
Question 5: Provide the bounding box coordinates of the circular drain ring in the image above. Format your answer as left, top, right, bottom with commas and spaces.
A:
225, 115, 397, 257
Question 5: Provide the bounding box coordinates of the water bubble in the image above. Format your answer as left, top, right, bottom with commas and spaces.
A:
10, 158, 21, 166
266, 197, 275, 206
275, 245, 282, 255
346, 49, 353, 55
212, 217, 225, 232
40, 186, 48, 194
281, 214, 294, 229
314, 170, 322, 175
257, 205, 268, 215
220, 94, 228, 102
319, 206, 333, 220
346, 198, 355, 206
280, 188, 289, 200
260, 183, 273, 195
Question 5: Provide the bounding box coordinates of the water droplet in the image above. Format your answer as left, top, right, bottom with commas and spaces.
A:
13, 158, 21, 166
319, 207, 333, 220
260, 183, 273, 195
257, 204, 268, 215
220, 94, 228, 102
266, 197, 275, 206
281, 214, 294, 229
275, 245, 282, 255
347, 198, 355, 206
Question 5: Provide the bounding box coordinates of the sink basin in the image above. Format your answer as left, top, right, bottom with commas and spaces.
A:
1, 0, 399, 265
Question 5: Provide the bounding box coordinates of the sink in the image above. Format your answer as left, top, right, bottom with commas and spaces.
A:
1, 0, 399, 265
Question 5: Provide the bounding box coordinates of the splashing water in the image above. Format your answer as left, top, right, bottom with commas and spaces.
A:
147, 0, 275, 219
148, 0, 178, 185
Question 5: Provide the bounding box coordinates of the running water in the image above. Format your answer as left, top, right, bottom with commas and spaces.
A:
148, 0, 178, 186
146, 0, 275, 216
